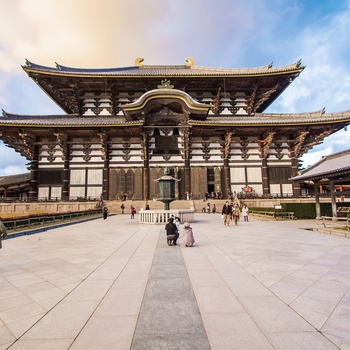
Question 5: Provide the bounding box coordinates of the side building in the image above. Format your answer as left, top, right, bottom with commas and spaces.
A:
0, 58, 349, 201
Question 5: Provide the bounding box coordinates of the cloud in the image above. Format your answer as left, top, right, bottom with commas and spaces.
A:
0, 0, 350, 175
0, 143, 28, 175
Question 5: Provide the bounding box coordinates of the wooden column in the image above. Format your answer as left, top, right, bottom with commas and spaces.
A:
330, 180, 337, 219
62, 156, 70, 201
261, 157, 269, 197
98, 132, 110, 200
29, 145, 39, 200
314, 182, 321, 219
103, 158, 109, 200
184, 160, 191, 195
290, 149, 301, 196
223, 159, 230, 198
183, 129, 191, 196
62, 142, 70, 201
142, 132, 150, 201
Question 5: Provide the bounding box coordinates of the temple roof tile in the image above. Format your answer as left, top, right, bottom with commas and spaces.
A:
23, 60, 304, 77
1, 110, 349, 127
291, 149, 350, 181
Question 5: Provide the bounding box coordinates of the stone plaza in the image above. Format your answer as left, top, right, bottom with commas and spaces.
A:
0, 213, 350, 349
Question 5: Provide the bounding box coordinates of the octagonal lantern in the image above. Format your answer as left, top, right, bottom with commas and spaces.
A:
155, 167, 180, 210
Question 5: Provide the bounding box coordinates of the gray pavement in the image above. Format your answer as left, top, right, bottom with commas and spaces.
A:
0, 213, 350, 349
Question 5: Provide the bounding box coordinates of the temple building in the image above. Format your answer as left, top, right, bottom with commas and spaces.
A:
0, 57, 350, 201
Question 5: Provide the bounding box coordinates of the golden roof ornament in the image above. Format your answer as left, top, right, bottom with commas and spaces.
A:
157, 79, 174, 89
135, 57, 144, 67
186, 57, 194, 67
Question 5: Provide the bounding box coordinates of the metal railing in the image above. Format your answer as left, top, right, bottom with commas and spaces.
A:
2, 209, 102, 232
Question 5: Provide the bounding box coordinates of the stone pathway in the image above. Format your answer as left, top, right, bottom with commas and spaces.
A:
0, 213, 349, 349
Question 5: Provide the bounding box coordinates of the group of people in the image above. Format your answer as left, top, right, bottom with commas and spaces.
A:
221, 202, 249, 226
202, 202, 217, 214
165, 216, 195, 247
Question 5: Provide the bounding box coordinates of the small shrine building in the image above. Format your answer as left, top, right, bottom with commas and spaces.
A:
0, 58, 349, 201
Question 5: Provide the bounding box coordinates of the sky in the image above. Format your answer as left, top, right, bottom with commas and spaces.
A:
0, 0, 350, 176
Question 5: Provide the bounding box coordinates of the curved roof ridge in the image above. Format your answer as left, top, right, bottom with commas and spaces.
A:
22, 59, 305, 75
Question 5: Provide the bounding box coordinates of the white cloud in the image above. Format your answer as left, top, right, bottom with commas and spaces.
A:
1, 0, 350, 175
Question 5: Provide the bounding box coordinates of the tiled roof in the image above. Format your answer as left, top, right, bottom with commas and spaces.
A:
0, 173, 31, 187
191, 110, 350, 126
0, 113, 142, 126
291, 149, 350, 181
1, 110, 350, 127
23, 60, 304, 77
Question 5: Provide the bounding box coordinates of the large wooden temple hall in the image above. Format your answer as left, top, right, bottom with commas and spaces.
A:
0, 57, 350, 201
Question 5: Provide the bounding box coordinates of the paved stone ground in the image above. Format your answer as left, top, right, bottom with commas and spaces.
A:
0, 213, 350, 349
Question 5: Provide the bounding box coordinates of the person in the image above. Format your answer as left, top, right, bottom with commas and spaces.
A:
130, 204, 136, 219
102, 206, 108, 220
221, 201, 232, 226
212, 204, 216, 214
120, 203, 125, 214
182, 222, 195, 247
145, 202, 150, 210
0, 219, 7, 249
232, 204, 240, 225
207, 202, 211, 214
175, 217, 181, 233
242, 204, 249, 222
165, 217, 179, 246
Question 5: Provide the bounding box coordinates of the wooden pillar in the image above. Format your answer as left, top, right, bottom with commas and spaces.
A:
330, 180, 337, 219
261, 157, 270, 197
184, 159, 191, 195
290, 150, 301, 197
223, 159, 230, 198
143, 165, 149, 201
183, 129, 191, 196
314, 182, 321, 219
103, 158, 109, 200
3, 187, 8, 200
62, 144, 70, 201
142, 132, 150, 201
29, 144, 39, 200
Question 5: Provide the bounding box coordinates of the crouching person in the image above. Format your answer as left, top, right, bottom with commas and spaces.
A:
165, 217, 179, 246
182, 222, 195, 247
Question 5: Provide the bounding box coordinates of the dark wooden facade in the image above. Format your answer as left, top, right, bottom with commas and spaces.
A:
1, 58, 350, 201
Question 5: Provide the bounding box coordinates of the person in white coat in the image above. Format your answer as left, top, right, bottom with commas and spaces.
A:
182, 222, 195, 247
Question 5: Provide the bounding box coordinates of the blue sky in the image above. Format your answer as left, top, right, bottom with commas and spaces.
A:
1, 0, 350, 175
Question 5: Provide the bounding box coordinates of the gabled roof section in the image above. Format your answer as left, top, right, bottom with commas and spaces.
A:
0, 173, 31, 188
291, 149, 350, 181
121, 85, 211, 121
21, 58, 304, 115
1, 109, 350, 127
23, 58, 304, 77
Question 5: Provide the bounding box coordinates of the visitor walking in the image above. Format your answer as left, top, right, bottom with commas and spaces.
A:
130, 204, 136, 219
102, 206, 108, 220
232, 204, 240, 225
120, 203, 125, 214
242, 204, 249, 222
221, 201, 232, 226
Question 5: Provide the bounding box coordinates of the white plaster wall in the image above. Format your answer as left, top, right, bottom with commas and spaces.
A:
70, 169, 86, 185
88, 169, 103, 185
